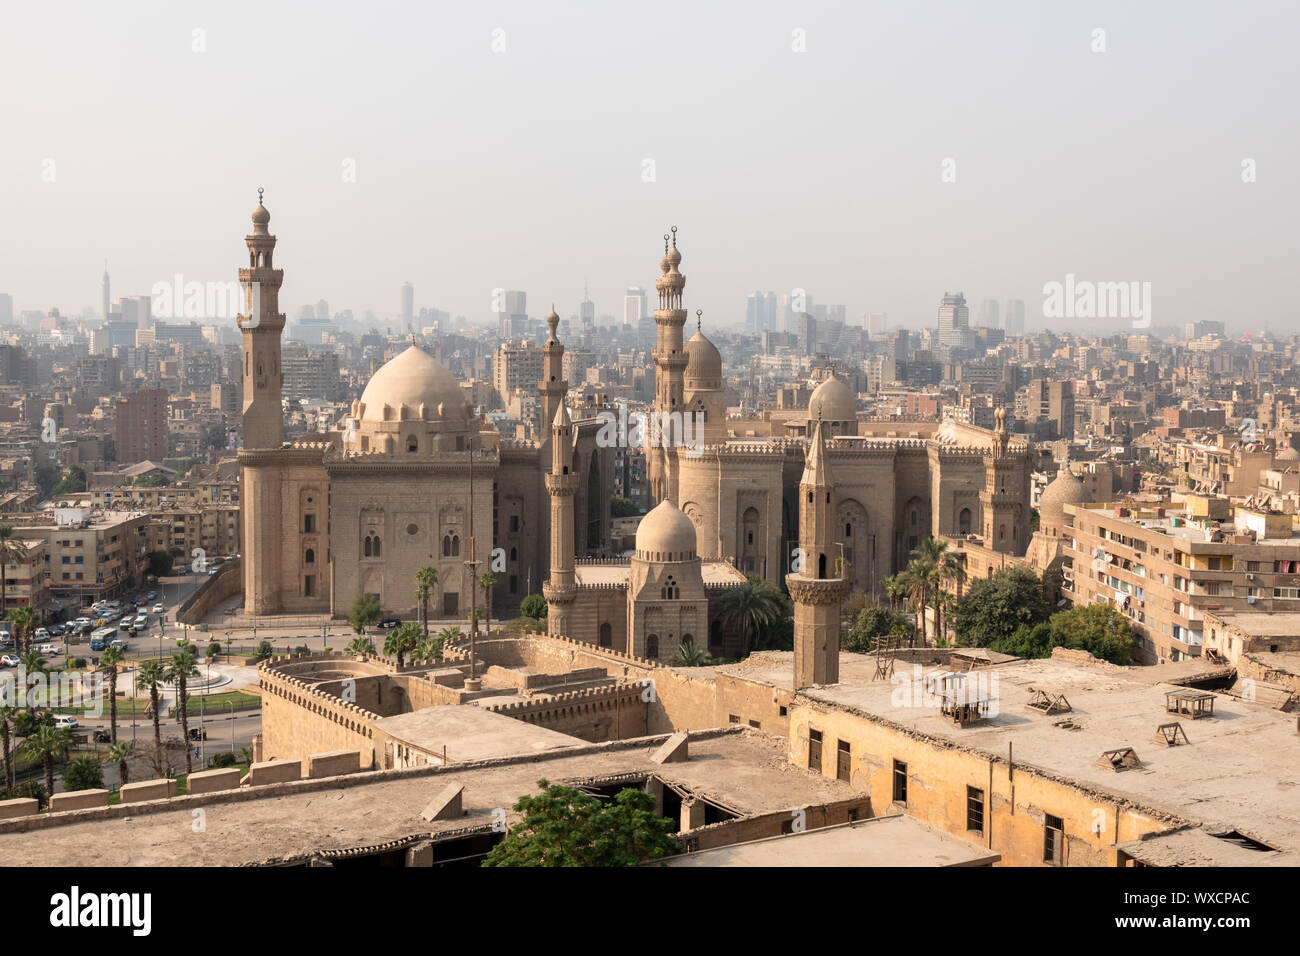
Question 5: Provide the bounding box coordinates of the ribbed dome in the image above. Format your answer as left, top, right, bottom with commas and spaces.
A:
684, 329, 721, 386
357, 346, 465, 422
636, 500, 697, 560
1039, 462, 1088, 532
808, 375, 855, 423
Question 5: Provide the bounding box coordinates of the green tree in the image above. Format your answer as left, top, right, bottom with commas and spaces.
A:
520, 594, 547, 623
609, 496, 638, 518
146, 550, 174, 577
253, 640, 274, 661
478, 573, 498, 633
136, 659, 165, 775
133, 473, 169, 488
843, 604, 909, 653
950, 565, 1051, 648
165, 645, 201, 774
52, 465, 87, 495
107, 740, 134, 788
21, 724, 73, 797
383, 622, 421, 669
1044, 604, 1136, 665
62, 754, 104, 792
717, 576, 789, 653
33, 463, 61, 500
346, 636, 376, 657
670, 637, 712, 667
0, 704, 14, 789
8, 605, 38, 655
0, 527, 29, 624
18, 650, 47, 711
348, 593, 381, 635
100, 645, 126, 743
414, 566, 438, 637
482, 779, 680, 867
414, 632, 445, 665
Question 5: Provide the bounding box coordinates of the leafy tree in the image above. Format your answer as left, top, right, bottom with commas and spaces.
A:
52, 465, 87, 495
414, 566, 438, 637
133, 473, 169, 487
609, 496, 638, 518
33, 463, 61, 500
63, 754, 104, 792
107, 740, 134, 788
100, 645, 126, 743
520, 594, 547, 622
8, 605, 38, 655
950, 565, 1051, 648
346, 636, 376, 657
414, 633, 445, 665
146, 550, 174, 577
383, 622, 421, 669
482, 779, 680, 867
0, 527, 30, 624
165, 645, 201, 774
21, 724, 73, 797
843, 604, 910, 653
1044, 604, 1136, 665
989, 621, 1054, 659
717, 576, 790, 653
253, 640, 274, 661
670, 638, 712, 667
348, 593, 381, 635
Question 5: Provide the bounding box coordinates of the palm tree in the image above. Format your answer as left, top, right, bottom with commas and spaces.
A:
8, 606, 38, 655
107, 740, 133, 789
670, 638, 712, 667
18, 650, 46, 713
100, 645, 125, 744
165, 645, 200, 774
883, 574, 908, 612
438, 625, 464, 647
346, 636, 375, 657
0, 527, 29, 627
717, 577, 789, 653
477, 573, 497, 634
137, 659, 165, 775
383, 622, 420, 669
414, 566, 438, 637
414, 634, 444, 665
0, 704, 14, 788
21, 723, 73, 797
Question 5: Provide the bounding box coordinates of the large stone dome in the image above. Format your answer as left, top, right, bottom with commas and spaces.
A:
636, 500, 698, 561
1039, 461, 1088, 534
808, 375, 855, 424
684, 329, 722, 388
357, 346, 465, 422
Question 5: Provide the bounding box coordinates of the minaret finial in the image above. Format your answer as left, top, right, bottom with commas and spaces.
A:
671, 225, 677, 248
257, 186, 264, 205
696, 308, 702, 332
664, 233, 670, 253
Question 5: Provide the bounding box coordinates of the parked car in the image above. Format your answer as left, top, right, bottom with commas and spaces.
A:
0, 655, 18, 668
0, 630, 11, 647
49, 624, 66, 637
109, 639, 127, 651
151, 604, 164, 614
377, 618, 401, 629
54, 715, 78, 729
38, 644, 59, 656
144, 592, 156, 601
118, 620, 134, 631
34, 628, 50, 641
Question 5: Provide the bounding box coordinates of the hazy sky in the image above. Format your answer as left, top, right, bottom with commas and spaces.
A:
2, 0, 1296, 332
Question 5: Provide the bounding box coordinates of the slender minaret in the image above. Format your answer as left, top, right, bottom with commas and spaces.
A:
649, 226, 687, 503
538, 306, 567, 437
543, 402, 578, 637
787, 417, 848, 688
238, 188, 286, 450
101, 261, 110, 320
982, 405, 1024, 554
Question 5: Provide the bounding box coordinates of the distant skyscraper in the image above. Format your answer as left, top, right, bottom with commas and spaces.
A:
1003, 298, 1025, 335
102, 261, 110, 320
500, 289, 528, 338
979, 298, 999, 329
400, 282, 414, 329
117, 295, 151, 329
867, 312, 887, 335
746, 291, 777, 332
316, 298, 329, 321
580, 284, 595, 330
0, 293, 12, 326
624, 286, 651, 342
937, 291, 972, 350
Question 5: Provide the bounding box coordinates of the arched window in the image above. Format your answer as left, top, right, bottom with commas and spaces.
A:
364, 535, 372, 557
958, 508, 972, 535
509, 547, 517, 562
646, 634, 660, 659
407, 435, 418, 453
818, 553, 827, 577
304, 548, 315, 565
442, 535, 451, 557
451, 535, 460, 556
661, 575, 679, 600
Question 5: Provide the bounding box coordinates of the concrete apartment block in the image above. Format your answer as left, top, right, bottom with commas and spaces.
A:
305, 749, 361, 779
0, 797, 38, 820
187, 767, 244, 794
248, 758, 301, 786
119, 778, 177, 804
49, 789, 109, 812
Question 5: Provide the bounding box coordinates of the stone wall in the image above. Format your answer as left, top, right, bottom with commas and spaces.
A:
259, 654, 379, 768
177, 559, 242, 625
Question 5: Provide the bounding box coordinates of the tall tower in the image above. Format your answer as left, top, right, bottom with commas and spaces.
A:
538, 307, 567, 437
543, 402, 578, 637
101, 261, 110, 320
981, 406, 1025, 554
786, 417, 848, 688
649, 226, 687, 503
238, 189, 286, 450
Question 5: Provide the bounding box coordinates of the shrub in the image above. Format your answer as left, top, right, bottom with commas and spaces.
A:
62, 754, 105, 792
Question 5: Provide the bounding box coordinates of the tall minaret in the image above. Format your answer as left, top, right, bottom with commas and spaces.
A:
543, 402, 578, 637
786, 417, 848, 688
538, 306, 567, 437
982, 405, 1025, 554
649, 226, 687, 504
238, 188, 286, 450
101, 261, 110, 320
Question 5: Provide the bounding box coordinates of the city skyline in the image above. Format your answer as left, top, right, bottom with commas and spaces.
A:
3, 0, 1295, 331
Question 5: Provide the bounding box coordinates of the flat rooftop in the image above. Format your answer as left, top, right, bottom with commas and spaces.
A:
0, 729, 858, 866
658, 815, 1000, 867
371, 705, 583, 761
801, 655, 1300, 851
1209, 612, 1300, 637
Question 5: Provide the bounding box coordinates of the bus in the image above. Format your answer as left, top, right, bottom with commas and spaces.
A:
89, 626, 117, 651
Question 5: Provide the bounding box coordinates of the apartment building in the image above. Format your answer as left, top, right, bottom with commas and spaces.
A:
1064, 495, 1300, 664
0, 537, 49, 612
15, 509, 152, 604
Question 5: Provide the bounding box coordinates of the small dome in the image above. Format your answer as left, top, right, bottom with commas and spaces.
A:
808, 375, 855, 424
636, 500, 697, 560
252, 202, 270, 226
1039, 461, 1088, 532
685, 329, 721, 386
357, 346, 465, 423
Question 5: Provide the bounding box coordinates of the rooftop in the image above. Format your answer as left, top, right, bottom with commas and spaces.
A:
371, 705, 583, 761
